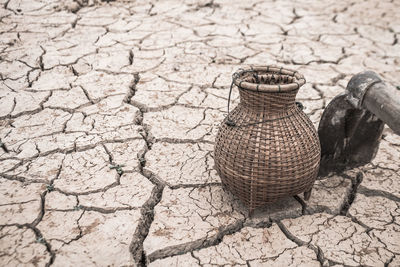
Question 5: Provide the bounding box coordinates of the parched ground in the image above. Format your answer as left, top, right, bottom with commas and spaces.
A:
1, 0, 400, 266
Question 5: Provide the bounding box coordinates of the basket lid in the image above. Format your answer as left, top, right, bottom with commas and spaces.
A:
233, 66, 306, 92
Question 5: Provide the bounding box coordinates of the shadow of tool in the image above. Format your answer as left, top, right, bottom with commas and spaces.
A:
318, 71, 400, 176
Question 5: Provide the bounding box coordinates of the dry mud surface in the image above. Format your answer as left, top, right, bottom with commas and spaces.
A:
0, 0, 399, 266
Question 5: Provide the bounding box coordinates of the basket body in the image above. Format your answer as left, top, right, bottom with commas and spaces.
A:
214, 66, 321, 211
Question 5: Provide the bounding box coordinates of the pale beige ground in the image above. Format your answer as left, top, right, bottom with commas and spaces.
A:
1, 0, 400, 266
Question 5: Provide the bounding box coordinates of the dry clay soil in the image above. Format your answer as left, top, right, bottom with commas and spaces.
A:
0, 0, 400, 266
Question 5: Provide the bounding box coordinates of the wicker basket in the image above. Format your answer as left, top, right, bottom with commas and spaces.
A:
214, 66, 321, 211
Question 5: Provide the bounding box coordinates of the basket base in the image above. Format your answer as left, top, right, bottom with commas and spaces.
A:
304, 188, 312, 201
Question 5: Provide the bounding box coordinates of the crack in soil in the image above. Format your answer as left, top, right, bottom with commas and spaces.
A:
339, 172, 363, 216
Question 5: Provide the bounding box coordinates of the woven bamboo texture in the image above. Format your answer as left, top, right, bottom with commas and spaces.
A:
214, 66, 321, 211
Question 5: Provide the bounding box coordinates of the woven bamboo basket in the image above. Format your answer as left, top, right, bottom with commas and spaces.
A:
214, 66, 321, 211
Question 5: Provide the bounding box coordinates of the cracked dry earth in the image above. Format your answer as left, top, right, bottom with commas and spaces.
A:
0, 0, 400, 266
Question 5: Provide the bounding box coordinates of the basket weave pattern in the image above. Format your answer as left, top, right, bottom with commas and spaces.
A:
214, 66, 321, 211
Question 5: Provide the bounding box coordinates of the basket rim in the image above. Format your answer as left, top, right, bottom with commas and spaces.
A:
233, 66, 306, 92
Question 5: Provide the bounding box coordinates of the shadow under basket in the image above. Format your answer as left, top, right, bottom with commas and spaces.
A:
214, 66, 321, 212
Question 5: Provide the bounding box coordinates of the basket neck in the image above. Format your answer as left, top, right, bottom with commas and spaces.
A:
238, 88, 298, 113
